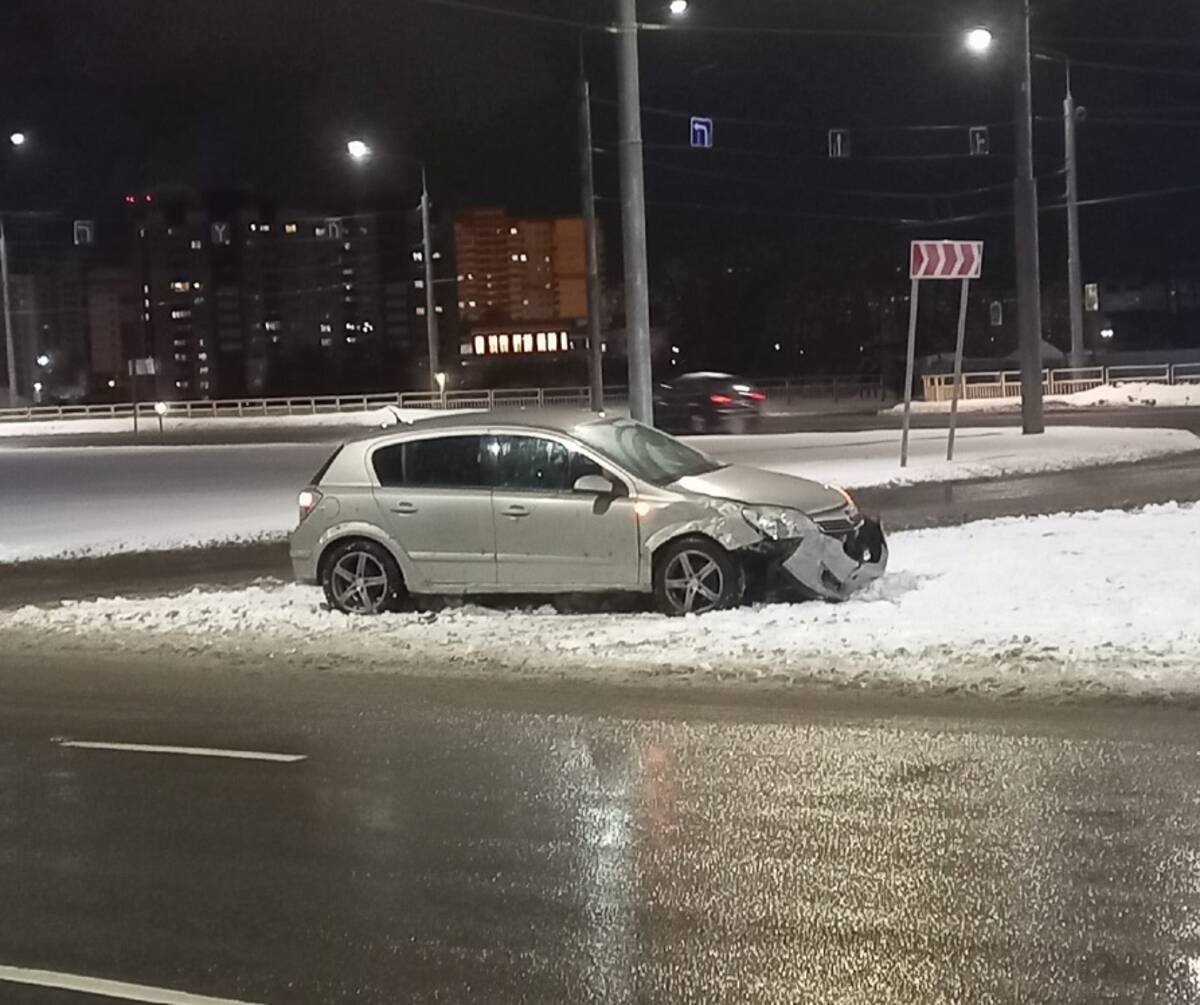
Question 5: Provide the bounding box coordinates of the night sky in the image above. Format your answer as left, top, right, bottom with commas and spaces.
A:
3, 1, 1200, 282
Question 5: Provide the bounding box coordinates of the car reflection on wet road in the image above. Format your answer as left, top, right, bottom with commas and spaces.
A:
2, 652, 1200, 1003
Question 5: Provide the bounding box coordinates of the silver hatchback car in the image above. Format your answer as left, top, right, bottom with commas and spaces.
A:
290, 414, 887, 616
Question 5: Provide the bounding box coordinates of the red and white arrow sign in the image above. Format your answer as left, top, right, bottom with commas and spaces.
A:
910, 240, 984, 280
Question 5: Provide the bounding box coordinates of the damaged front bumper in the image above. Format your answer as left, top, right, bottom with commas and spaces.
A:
778, 517, 888, 602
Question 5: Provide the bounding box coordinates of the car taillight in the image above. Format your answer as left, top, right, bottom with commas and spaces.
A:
747, 390, 767, 401
298, 488, 322, 522
710, 393, 733, 405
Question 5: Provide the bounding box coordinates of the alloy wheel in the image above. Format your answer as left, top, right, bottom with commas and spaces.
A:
662, 548, 726, 614
330, 550, 391, 614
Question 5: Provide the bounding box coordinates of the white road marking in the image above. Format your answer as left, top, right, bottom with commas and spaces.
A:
0, 965, 267, 1004
52, 739, 306, 763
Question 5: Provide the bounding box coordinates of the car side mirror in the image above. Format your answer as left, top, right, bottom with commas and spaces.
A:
573, 474, 616, 495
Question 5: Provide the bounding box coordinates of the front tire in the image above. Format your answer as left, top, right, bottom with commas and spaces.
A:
653, 537, 742, 616
321, 539, 404, 615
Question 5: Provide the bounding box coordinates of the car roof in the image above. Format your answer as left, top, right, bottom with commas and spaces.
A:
345, 407, 622, 444
674, 370, 738, 381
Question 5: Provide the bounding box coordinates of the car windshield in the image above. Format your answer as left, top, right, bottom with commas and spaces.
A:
573, 418, 725, 486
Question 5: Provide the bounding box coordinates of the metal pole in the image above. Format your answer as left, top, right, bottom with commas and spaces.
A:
946, 277, 972, 461
1, 217, 17, 408
580, 73, 605, 412
420, 167, 440, 391
899, 278, 921, 468
615, 0, 653, 424
1014, 0, 1045, 434
1064, 61, 1085, 368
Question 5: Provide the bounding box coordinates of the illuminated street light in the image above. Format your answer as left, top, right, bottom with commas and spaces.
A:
965, 27, 994, 55
668, 0, 689, 14
346, 138, 372, 162
36, 353, 50, 367
9, 131, 26, 147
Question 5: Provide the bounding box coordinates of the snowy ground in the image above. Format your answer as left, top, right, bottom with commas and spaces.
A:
4, 505, 1198, 701
1, 425, 1196, 563
0, 405, 452, 439
898, 381, 1200, 415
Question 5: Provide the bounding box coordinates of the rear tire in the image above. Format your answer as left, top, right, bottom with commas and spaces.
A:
321, 539, 405, 615
653, 537, 742, 616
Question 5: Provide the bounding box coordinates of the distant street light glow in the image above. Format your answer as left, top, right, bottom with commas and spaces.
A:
668, 0, 688, 15
36, 353, 50, 367
965, 27, 994, 55
9, 131, 26, 147
346, 139, 372, 161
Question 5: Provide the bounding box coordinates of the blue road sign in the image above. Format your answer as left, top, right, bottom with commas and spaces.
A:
690, 116, 713, 149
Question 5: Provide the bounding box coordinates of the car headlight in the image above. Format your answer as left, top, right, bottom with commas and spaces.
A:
827, 484, 860, 522
741, 505, 812, 541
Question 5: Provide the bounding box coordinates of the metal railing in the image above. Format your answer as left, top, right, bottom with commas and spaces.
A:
922, 363, 1200, 402
0, 374, 885, 424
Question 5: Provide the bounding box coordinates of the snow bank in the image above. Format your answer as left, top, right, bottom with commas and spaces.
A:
696, 425, 1199, 488
6, 505, 1199, 701
896, 381, 1200, 414
0, 405, 458, 438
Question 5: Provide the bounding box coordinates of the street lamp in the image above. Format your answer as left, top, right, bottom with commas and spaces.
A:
964, 27, 994, 55
9, 132, 26, 148
36, 353, 50, 368
346, 140, 440, 391
962, 7, 1044, 435
668, 0, 689, 14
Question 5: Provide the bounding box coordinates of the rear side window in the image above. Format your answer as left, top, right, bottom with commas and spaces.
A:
372, 435, 486, 488
310, 446, 343, 485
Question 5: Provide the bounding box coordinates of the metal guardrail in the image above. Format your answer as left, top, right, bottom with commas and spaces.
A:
0, 375, 884, 423
922, 363, 1200, 402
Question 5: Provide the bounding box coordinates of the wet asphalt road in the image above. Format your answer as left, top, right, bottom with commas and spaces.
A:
4, 651, 1200, 1004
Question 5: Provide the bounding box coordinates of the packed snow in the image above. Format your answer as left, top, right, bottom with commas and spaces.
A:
2, 426, 1196, 563
0, 405, 454, 439
897, 381, 1200, 414
4, 505, 1198, 701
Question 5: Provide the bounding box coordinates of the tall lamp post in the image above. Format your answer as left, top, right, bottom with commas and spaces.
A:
2, 130, 28, 408
347, 139, 441, 391
967, 9, 1044, 434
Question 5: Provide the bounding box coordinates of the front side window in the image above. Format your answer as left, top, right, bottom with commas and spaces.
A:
574, 419, 723, 486
490, 436, 605, 492
372, 435, 486, 488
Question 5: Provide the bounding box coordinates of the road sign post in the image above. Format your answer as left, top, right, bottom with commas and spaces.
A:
901, 240, 984, 467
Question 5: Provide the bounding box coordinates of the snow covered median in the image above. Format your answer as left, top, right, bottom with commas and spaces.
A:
5, 505, 1198, 701
896, 381, 1200, 415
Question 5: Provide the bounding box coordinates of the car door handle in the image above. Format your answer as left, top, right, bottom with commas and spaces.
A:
502, 505, 530, 519
391, 502, 419, 515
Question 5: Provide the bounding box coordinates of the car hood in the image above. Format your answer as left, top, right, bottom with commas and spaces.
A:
671, 464, 846, 515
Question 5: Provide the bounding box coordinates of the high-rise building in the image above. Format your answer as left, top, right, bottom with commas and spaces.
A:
85, 268, 139, 386
451, 209, 596, 381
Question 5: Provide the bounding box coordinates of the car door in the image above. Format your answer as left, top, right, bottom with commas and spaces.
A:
488, 433, 641, 589
370, 433, 497, 588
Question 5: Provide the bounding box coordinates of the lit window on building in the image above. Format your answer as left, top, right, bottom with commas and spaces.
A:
170, 281, 190, 293
285, 223, 298, 234
461, 341, 473, 356
499, 334, 510, 353
414, 279, 425, 289
520, 253, 528, 262
520, 333, 531, 352
536, 331, 547, 352
547, 332, 558, 351
259, 224, 271, 233
511, 254, 519, 262
474, 335, 486, 355
458, 301, 465, 310
174, 353, 188, 362
320, 323, 332, 332
171, 309, 191, 320
265, 321, 281, 331
190, 240, 202, 250
199, 366, 209, 375
432, 252, 441, 260
435, 305, 443, 314
487, 334, 499, 354
509, 226, 518, 235
320, 337, 333, 347
412, 251, 424, 263
415, 307, 426, 316
315, 226, 327, 238
249, 223, 258, 232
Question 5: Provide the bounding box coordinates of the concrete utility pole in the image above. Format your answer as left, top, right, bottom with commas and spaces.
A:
419, 167, 440, 390
1063, 59, 1086, 368
1, 216, 16, 407
579, 73, 605, 411
615, 0, 654, 424
1013, 0, 1045, 433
